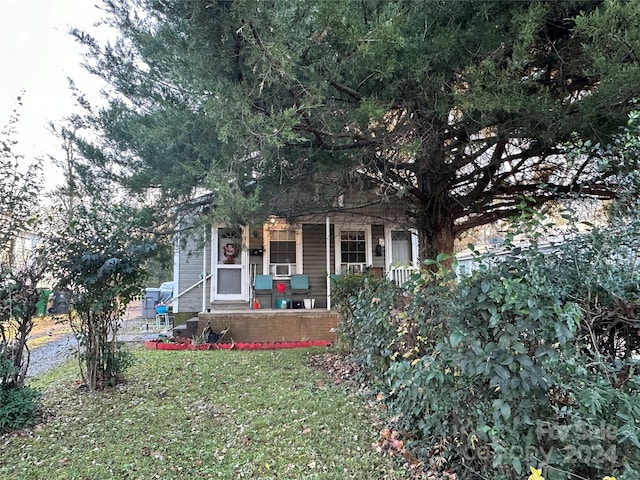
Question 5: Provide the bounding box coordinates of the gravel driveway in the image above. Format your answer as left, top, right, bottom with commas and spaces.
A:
26, 333, 77, 379
26, 315, 163, 380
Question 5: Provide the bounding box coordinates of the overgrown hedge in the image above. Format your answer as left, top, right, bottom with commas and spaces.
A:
334, 231, 640, 479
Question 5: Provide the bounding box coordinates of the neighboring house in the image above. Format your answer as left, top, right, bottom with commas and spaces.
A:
171, 200, 420, 316
454, 238, 564, 277
1, 231, 57, 315
2, 231, 53, 289
1, 232, 39, 268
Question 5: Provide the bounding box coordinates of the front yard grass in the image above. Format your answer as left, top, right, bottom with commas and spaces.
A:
1, 347, 405, 479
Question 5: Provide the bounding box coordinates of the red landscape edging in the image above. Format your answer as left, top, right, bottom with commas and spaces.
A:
144, 339, 331, 351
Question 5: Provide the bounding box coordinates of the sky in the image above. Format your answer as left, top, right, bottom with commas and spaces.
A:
0, 0, 112, 187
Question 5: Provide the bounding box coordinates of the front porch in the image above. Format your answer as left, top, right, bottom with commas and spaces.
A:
173, 216, 421, 316
173, 308, 340, 343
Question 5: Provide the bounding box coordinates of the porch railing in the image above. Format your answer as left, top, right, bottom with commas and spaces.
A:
388, 266, 419, 286
171, 273, 213, 303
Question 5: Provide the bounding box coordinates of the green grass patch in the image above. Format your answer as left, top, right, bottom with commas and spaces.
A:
1, 348, 406, 479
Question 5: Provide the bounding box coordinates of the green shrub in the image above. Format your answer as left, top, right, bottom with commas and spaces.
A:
398, 249, 640, 480
47, 204, 157, 391
75, 333, 136, 388
548, 223, 640, 365
347, 241, 640, 479
0, 358, 40, 434
332, 272, 401, 372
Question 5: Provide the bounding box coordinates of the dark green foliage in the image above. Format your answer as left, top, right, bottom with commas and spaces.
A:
100, 342, 135, 388
70, 0, 640, 258
0, 102, 41, 256
0, 358, 40, 434
47, 204, 156, 390
0, 264, 43, 389
0, 101, 47, 433
549, 225, 640, 364
335, 233, 640, 479
331, 272, 400, 373
0, 385, 40, 434
142, 247, 174, 289
330, 271, 383, 329
553, 114, 640, 365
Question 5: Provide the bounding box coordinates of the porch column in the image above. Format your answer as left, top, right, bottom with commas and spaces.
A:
202, 225, 207, 313
326, 216, 331, 310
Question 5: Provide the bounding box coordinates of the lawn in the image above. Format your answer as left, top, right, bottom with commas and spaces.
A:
0, 347, 407, 479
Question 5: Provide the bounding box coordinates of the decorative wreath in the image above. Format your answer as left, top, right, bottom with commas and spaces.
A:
223, 243, 239, 258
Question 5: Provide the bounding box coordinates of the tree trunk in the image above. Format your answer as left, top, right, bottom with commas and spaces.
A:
411, 122, 456, 267
415, 195, 456, 269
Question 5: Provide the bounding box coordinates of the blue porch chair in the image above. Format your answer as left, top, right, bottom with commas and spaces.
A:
289, 274, 310, 304
253, 274, 274, 308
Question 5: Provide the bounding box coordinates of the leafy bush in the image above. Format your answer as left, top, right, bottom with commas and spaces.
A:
549, 223, 640, 365
0, 386, 40, 434
48, 205, 157, 391
74, 335, 135, 388
390, 246, 640, 479
331, 272, 401, 374
339, 236, 640, 479
0, 357, 40, 434
0, 106, 48, 396
0, 263, 47, 389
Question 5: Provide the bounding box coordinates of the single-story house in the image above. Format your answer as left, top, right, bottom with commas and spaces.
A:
172, 211, 419, 314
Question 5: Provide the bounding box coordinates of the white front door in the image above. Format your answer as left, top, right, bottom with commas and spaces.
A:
211, 226, 249, 302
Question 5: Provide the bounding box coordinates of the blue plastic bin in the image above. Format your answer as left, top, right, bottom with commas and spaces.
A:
275, 299, 289, 309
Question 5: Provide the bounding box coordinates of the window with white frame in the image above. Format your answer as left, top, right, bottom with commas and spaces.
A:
336, 227, 371, 273
264, 222, 302, 279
